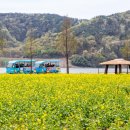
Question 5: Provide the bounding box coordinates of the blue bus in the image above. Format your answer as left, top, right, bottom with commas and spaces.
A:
35, 61, 47, 74
6, 60, 35, 74
35, 60, 60, 73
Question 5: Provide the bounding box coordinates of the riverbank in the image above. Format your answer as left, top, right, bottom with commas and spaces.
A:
1, 67, 129, 74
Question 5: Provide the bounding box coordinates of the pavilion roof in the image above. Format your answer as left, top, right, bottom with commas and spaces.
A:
100, 59, 130, 65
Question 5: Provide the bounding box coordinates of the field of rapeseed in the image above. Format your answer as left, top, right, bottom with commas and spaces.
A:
0, 74, 130, 130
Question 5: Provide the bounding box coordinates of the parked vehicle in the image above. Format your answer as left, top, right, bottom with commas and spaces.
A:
35, 60, 60, 73
35, 61, 47, 74
6, 60, 35, 74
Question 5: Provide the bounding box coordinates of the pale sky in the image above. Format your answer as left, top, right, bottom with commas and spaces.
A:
0, 0, 130, 19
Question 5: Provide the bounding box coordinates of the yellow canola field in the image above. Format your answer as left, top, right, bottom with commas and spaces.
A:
0, 74, 130, 130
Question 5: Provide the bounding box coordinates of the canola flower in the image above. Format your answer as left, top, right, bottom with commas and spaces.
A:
0, 74, 130, 130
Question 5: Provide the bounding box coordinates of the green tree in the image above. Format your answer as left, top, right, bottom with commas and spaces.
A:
121, 39, 130, 73
121, 40, 130, 60
56, 17, 78, 74
0, 28, 6, 56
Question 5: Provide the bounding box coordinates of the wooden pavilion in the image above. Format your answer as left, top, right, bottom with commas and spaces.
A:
100, 59, 130, 74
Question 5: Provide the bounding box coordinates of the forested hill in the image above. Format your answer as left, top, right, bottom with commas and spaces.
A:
0, 13, 79, 42
0, 11, 130, 67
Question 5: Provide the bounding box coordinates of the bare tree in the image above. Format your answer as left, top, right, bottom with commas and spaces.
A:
24, 29, 36, 73
56, 17, 78, 74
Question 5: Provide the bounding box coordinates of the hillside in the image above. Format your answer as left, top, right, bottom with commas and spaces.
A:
0, 11, 130, 67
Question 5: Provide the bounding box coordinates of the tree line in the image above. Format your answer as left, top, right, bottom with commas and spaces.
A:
0, 11, 130, 69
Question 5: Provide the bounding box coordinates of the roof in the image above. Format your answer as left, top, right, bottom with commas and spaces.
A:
44, 59, 61, 63
100, 59, 130, 65
35, 61, 45, 64
8, 60, 35, 64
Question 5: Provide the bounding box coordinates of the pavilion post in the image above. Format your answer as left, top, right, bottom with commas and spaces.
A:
105, 65, 109, 74
119, 64, 122, 74
115, 65, 118, 74
128, 65, 130, 74
126, 65, 128, 74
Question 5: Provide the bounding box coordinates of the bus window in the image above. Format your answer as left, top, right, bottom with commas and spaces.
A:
35, 64, 40, 68
39, 64, 44, 68
7, 63, 13, 68
20, 63, 24, 67
55, 63, 59, 67
15, 64, 19, 68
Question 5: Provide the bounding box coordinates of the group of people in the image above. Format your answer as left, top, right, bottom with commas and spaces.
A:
14, 63, 56, 70
45, 63, 55, 67
14, 63, 32, 68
